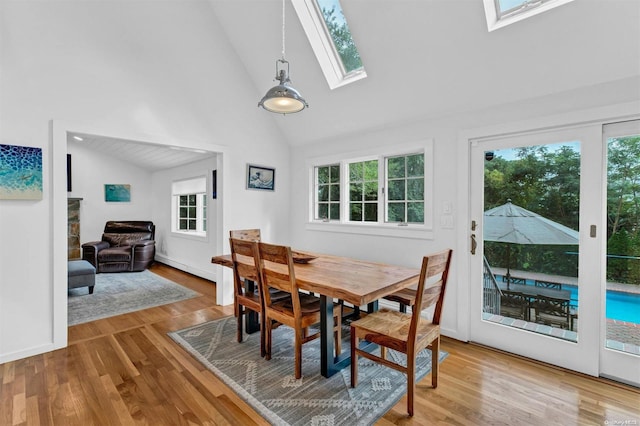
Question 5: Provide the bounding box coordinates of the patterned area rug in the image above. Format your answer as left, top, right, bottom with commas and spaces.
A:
68, 270, 200, 325
169, 316, 447, 425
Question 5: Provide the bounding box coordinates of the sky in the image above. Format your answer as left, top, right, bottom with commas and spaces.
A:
493, 141, 580, 161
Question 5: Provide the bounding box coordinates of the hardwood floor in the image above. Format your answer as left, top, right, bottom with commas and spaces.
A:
2, 263, 638, 425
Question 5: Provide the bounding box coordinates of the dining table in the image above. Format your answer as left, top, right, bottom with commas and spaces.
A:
212, 250, 420, 378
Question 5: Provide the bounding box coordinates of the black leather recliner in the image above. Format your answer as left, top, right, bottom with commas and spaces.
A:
82, 221, 156, 273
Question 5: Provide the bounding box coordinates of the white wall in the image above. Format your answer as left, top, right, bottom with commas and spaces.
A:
0, 1, 290, 363
290, 94, 640, 342
151, 156, 219, 281
67, 140, 154, 242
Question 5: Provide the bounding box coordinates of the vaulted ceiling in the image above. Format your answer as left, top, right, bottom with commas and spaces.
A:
210, 0, 640, 146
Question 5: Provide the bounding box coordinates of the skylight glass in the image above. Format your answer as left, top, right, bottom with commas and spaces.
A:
292, 0, 367, 89
483, 0, 575, 32
315, 0, 363, 74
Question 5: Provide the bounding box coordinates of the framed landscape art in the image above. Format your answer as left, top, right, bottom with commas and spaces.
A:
246, 164, 275, 191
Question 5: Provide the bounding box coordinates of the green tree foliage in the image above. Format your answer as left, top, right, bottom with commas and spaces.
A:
321, 5, 363, 73
484, 138, 640, 285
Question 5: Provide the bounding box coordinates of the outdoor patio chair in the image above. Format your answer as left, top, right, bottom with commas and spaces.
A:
258, 242, 342, 380
535, 280, 562, 290
500, 291, 529, 320
350, 249, 452, 417
532, 295, 571, 329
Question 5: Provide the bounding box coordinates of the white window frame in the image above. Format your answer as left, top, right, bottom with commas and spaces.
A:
171, 176, 208, 239
306, 140, 434, 239
292, 0, 367, 90
482, 0, 575, 32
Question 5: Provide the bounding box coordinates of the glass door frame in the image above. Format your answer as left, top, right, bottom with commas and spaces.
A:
469, 124, 602, 376
600, 119, 640, 387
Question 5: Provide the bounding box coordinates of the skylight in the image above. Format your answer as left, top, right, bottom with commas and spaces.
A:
292, 0, 366, 90
483, 0, 575, 32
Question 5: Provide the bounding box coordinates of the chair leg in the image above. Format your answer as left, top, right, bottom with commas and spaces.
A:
380, 346, 386, 360
431, 336, 440, 388
350, 327, 358, 388
295, 329, 303, 380
399, 303, 407, 313
265, 316, 272, 361
407, 355, 415, 417
237, 306, 243, 343
259, 310, 266, 358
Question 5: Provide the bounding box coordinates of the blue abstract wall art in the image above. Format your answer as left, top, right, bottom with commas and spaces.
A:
0, 144, 43, 200
104, 184, 131, 202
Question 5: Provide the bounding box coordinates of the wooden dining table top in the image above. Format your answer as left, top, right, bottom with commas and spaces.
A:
212, 251, 421, 307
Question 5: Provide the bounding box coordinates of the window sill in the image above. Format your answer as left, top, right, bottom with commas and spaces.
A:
305, 222, 434, 240
171, 231, 208, 242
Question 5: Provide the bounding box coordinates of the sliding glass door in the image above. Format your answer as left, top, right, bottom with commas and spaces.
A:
469, 125, 601, 376
601, 120, 640, 386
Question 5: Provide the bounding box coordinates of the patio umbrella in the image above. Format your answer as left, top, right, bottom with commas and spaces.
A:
483, 200, 579, 287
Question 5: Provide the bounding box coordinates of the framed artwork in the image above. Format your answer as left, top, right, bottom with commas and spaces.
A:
104, 184, 131, 202
246, 164, 275, 191
0, 144, 43, 200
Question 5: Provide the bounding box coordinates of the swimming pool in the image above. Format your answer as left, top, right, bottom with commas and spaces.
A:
496, 276, 640, 323
559, 285, 640, 323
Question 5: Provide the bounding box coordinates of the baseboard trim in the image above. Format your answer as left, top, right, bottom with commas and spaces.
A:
0, 342, 63, 364
154, 255, 217, 282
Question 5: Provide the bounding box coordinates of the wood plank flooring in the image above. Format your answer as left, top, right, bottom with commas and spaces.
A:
2, 263, 638, 425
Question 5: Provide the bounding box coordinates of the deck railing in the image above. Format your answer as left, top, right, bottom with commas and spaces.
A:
483, 256, 502, 315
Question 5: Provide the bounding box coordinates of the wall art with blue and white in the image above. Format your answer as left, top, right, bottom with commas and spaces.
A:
0, 144, 43, 200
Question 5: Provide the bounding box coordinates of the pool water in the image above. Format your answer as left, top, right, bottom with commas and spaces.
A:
560, 285, 640, 323
497, 277, 640, 323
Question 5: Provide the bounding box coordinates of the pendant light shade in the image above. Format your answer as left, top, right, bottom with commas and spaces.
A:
258, 0, 308, 114
259, 60, 308, 114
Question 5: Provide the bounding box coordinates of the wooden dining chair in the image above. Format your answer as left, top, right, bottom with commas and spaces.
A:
258, 242, 342, 380
229, 228, 261, 242
229, 238, 269, 356
350, 249, 452, 417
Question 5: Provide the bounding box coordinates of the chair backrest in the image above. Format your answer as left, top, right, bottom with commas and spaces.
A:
257, 242, 302, 322
534, 295, 569, 316
534, 280, 562, 290
230, 238, 261, 297
102, 221, 155, 246
410, 249, 453, 339
229, 229, 261, 242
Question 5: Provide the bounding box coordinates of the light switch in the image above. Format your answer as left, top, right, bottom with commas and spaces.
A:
443, 201, 453, 214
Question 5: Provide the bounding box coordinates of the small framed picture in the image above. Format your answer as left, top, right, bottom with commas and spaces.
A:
104, 184, 131, 202
246, 164, 275, 191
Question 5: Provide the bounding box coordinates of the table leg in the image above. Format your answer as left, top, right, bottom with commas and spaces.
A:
244, 278, 260, 334
320, 295, 351, 378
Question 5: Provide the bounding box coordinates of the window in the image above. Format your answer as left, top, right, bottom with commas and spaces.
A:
483, 0, 575, 32
309, 141, 433, 239
292, 0, 366, 90
172, 176, 207, 237
349, 160, 378, 222
386, 154, 425, 223
315, 164, 340, 220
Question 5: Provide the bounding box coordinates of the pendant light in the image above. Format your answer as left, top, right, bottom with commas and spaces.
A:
258, 0, 308, 114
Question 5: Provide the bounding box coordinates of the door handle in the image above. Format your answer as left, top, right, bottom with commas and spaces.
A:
471, 234, 477, 255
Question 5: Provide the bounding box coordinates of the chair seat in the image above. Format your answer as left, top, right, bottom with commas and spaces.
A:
98, 246, 131, 262
383, 285, 417, 307
351, 308, 439, 350
273, 293, 337, 316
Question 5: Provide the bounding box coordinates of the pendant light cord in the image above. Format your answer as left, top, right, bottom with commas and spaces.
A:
281, 0, 286, 60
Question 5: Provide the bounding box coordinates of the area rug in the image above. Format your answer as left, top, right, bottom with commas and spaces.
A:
169, 316, 447, 425
68, 270, 200, 325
